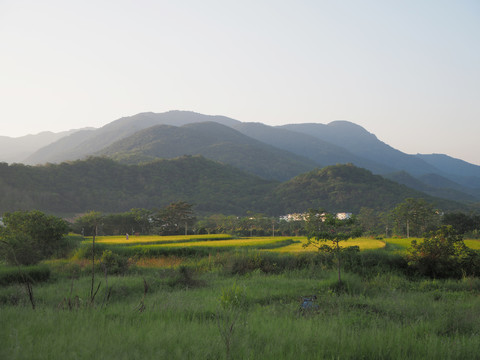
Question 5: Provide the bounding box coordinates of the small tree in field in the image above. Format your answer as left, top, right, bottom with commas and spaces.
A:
304, 209, 362, 283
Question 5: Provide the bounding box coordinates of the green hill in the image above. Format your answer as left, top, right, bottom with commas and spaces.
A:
268, 164, 469, 214
0, 159, 471, 217
97, 122, 318, 181
0, 156, 276, 215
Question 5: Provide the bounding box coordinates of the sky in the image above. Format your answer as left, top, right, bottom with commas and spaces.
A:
1, 0, 479, 164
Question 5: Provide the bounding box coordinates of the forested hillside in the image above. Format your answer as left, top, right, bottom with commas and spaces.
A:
97, 122, 318, 181
0, 156, 275, 215
0, 158, 470, 216
268, 164, 468, 214
9, 111, 480, 205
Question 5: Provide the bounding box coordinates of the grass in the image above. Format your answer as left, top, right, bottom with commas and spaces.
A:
2, 235, 480, 359
1, 269, 480, 359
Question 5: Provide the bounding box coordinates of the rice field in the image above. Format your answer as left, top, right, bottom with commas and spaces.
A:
80, 234, 480, 257
83, 235, 391, 253
87, 234, 232, 245
271, 237, 386, 253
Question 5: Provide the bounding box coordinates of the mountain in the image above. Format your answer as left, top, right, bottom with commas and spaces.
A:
12, 110, 480, 204
23, 128, 97, 165
0, 129, 86, 164
230, 122, 393, 173
269, 164, 468, 214
416, 154, 480, 189
97, 122, 318, 181
24, 111, 241, 165
0, 158, 470, 216
281, 121, 441, 176
384, 171, 477, 204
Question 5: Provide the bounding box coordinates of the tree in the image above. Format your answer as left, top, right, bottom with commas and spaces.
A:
304, 209, 362, 283
441, 212, 479, 235
130, 208, 154, 234
0, 210, 69, 265
391, 198, 439, 237
407, 225, 479, 278
154, 202, 196, 235
357, 207, 381, 236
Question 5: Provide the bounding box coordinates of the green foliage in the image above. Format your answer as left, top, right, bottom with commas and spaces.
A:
100, 121, 317, 181
0, 210, 69, 265
153, 201, 196, 235
0, 158, 469, 218
442, 212, 480, 236
305, 210, 362, 249
304, 209, 362, 283
391, 198, 440, 237
220, 251, 334, 275
100, 250, 129, 275
0, 264, 51, 286
0, 156, 275, 215
271, 164, 454, 214
407, 225, 480, 278
219, 282, 247, 310
73, 210, 103, 236
73, 209, 155, 236
3, 267, 480, 359
167, 265, 203, 288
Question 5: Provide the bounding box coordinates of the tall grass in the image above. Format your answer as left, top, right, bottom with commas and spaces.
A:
2, 237, 480, 359
2, 269, 480, 359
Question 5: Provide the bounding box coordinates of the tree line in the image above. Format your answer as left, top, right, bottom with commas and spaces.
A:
2, 199, 480, 280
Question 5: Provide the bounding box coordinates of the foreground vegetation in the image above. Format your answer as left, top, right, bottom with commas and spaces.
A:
2, 231, 480, 359
2, 206, 480, 359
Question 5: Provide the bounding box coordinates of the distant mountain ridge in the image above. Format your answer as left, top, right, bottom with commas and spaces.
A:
0, 129, 89, 163
22, 111, 240, 165
2, 110, 479, 203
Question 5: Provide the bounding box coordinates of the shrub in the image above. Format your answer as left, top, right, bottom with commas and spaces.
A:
407, 225, 480, 278
0, 210, 69, 265
100, 250, 129, 275
167, 265, 204, 288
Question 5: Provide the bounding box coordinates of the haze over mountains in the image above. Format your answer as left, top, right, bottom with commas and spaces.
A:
2, 110, 480, 206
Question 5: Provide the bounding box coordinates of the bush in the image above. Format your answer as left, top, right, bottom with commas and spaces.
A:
100, 250, 130, 275
407, 225, 480, 278
0, 210, 69, 265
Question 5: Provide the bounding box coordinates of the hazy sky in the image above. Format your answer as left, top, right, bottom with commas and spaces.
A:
1, 0, 479, 164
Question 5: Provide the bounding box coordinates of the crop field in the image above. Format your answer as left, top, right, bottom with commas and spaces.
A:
90, 234, 233, 245
383, 237, 480, 253
272, 237, 387, 253
86, 235, 390, 253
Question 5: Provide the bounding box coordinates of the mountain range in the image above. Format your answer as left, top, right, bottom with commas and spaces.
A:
1, 110, 480, 208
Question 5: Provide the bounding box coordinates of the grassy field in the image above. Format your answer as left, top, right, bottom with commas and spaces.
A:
2, 234, 480, 359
